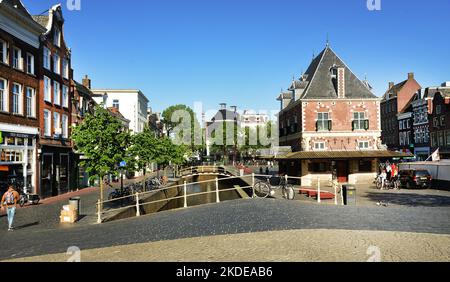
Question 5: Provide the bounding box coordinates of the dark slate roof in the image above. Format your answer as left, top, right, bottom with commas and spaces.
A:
277, 92, 294, 100
288, 80, 308, 91
74, 81, 93, 96
300, 46, 377, 99
32, 15, 49, 28
1, 0, 31, 18
211, 109, 240, 122
382, 80, 407, 100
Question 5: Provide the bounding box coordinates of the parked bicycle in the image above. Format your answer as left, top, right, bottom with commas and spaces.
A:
253, 176, 295, 200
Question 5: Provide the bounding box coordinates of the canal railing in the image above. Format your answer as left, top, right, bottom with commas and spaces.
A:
96, 166, 343, 224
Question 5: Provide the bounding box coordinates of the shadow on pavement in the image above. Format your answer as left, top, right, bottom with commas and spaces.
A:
15, 222, 40, 230
363, 192, 450, 207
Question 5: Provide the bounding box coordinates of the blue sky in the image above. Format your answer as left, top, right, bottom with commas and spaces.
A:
22, 0, 450, 114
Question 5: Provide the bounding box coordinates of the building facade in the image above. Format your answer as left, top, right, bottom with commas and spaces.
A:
0, 0, 45, 195
276, 45, 405, 186
91, 87, 148, 134
33, 5, 74, 198
430, 83, 450, 159
241, 110, 269, 129
380, 73, 421, 150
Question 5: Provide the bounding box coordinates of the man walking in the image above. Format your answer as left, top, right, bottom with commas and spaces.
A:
1, 185, 20, 231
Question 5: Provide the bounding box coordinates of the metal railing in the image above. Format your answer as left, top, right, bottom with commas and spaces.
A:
96, 171, 343, 224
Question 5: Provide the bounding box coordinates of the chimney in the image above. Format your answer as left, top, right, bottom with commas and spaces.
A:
230, 106, 237, 112
220, 103, 227, 110
408, 72, 414, 80
82, 75, 91, 89
389, 82, 395, 89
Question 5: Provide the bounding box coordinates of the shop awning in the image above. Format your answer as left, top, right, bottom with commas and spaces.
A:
275, 150, 414, 160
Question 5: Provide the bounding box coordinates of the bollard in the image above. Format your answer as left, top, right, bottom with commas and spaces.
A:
252, 173, 255, 199
136, 192, 141, 217
216, 177, 220, 203
184, 181, 188, 208
97, 200, 102, 224
317, 177, 321, 203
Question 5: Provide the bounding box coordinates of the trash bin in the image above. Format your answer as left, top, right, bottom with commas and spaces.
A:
342, 185, 356, 206
69, 197, 81, 215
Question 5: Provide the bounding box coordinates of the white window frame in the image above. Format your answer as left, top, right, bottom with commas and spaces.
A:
62, 85, 69, 108
53, 112, 61, 137
62, 58, 69, 79
12, 83, 23, 115
62, 114, 69, 139
353, 112, 366, 130
53, 81, 61, 105
53, 53, 60, 74
44, 110, 51, 137
358, 141, 370, 150
317, 112, 330, 132
26, 87, 36, 118
314, 142, 326, 151
0, 78, 8, 112
0, 39, 8, 64
43, 47, 51, 69
44, 76, 51, 102
26, 53, 34, 75
13, 47, 22, 70
113, 99, 120, 110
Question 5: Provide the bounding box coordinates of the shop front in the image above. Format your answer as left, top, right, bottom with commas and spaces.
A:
0, 126, 38, 195
39, 145, 75, 198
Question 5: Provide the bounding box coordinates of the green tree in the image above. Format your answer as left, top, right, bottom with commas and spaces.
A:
126, 126, 158, 186
71, 105, 131, 208
162, 104, 202, 151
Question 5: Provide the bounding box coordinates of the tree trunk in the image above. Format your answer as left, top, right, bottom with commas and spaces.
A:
99, 174, 104, 211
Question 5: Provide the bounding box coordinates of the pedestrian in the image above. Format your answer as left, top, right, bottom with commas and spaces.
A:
265, 167, 270, 176
380, 170, 387, 190
1, 185, 20, 231
385, 162, 392, 181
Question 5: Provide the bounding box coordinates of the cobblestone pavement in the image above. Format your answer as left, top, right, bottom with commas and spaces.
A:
7, 229, 450, 262
0, 174, 157, 232
0, 198, 449, 261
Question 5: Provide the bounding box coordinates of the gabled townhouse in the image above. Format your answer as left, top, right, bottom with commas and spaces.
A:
429, 82, 450, 159
33, 4, 74, 197
0, 0, 45, 195
276, 45, 409, 186
380, 73, 421, 150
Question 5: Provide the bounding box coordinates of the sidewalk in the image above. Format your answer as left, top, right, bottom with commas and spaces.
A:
0, 174, 155, 233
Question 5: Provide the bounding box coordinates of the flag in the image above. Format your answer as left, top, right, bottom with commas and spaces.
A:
431, 149, 440, 162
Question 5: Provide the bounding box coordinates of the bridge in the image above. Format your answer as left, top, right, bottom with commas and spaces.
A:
95, 166, 341, 224
178, 166, 239, 178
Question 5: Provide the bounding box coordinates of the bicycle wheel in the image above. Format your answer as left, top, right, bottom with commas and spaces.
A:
253, 181, 270, 198
282, 184, 295, 200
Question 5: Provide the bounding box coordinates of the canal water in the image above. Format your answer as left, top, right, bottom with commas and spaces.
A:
160, 176, 244, 211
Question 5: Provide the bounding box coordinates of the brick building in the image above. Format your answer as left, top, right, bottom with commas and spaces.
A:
0, 0, 46, 195
430, 83, 450, 159
33, 4, 74, 197
276, 45, 408, 186
380, 73, 421, 150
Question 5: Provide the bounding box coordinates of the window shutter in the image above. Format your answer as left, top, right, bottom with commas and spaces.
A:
364, 120, 369, 130
316, 121, 319, 132
328, 120, 332, 131
352, 120, 355, 131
